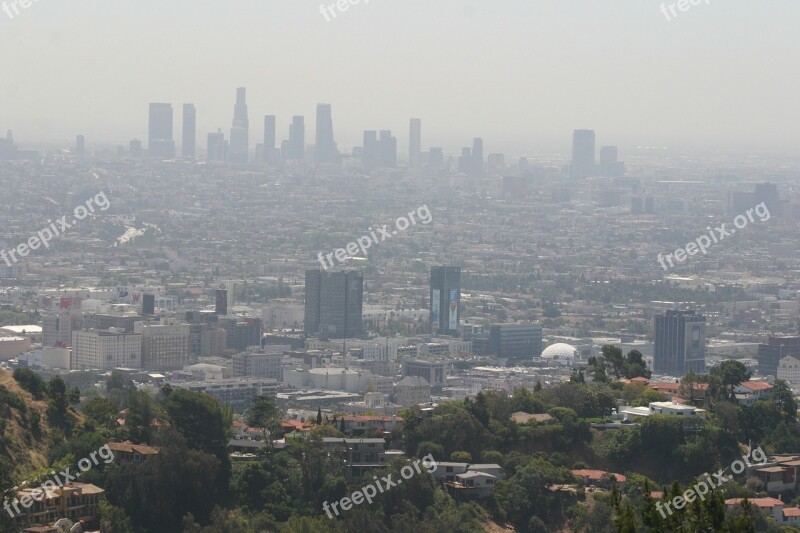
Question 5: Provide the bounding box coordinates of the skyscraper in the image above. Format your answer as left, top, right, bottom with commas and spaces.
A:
129, 139, 142, 157
148, 103, 175, 158
472, 138, 484, 176
599, 145, 624, 177
282, 116, 305, 161
304, 270, 363, 339
182, 104, 196, 159
207, 129, 227, 162
362, 130, 379, 168
758, 336, 800, 378
263, 115, 276, 163
229, 87, 249, 164
458, 147, 472, 174
654, 310, 706, 375
409, 118, 421, 169
430, 266, 461, 337
571, 129, 595, 178
314, 103, 338, 164
379, 130, 397, 167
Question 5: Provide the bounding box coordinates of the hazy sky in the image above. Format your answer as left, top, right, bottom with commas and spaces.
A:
1, 0, 798, 155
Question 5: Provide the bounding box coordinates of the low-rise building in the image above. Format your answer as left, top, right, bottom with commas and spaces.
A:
395, 376, 431, 406
11, 483, 103, 529
106, 441, 160, 463
174, 378, 278, 410
725, 498, 800, 527
321, 437, 389, 482
734, 381, 774, 407
777, 356, 800, 387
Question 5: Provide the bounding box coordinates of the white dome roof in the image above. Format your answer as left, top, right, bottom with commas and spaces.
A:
541, 343, 578, 359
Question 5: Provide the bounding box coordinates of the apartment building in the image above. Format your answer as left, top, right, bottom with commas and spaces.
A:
71, 329, 142, 370
134, 320, 192, 371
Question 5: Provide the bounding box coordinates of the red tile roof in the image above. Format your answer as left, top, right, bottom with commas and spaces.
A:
726, 497, 784, 508
740, 381, 773, 391
107, 441, 159, 455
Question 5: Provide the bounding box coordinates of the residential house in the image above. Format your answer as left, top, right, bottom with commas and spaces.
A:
336, 415, 403, 436
734, 381, 774, 407
321, 437, 389, 482
106, 441, 160, 463
11, 483, 103, 529
725, 498, 800, 527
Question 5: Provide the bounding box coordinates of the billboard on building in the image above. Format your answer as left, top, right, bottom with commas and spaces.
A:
431, 289, 440, 324
448, 289, 459, 330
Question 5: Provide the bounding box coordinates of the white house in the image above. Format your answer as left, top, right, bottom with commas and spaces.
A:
734, 381, 774, 407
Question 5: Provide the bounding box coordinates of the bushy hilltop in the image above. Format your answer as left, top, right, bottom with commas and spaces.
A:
0, 370, 51, 477
0, 369, 85, 479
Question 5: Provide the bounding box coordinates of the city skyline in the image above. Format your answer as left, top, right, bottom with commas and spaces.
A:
1, 1, 798, 153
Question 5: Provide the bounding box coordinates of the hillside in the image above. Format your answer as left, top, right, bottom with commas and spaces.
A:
0, 370, 60, 478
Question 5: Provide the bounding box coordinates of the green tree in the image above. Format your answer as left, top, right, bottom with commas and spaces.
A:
710, 361, 751, 400
624, 349, 651, 379
47, 376, 70, 428
772, 379, 797, 420
98, 500, 135, 533
246, 395, 283, 443
125, 389, 159, 443
12, 367, 47, 400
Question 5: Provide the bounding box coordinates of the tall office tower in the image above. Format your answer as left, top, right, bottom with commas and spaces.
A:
486, 323, 543, 362
755, 182, 782, 216
304, 270, 363, 339
458, 147, 472, 174
409, 118, 422, 169
430, 266, 461, 337
428, 147, 444, 170
362, 130, 379, 168
599, 145, 625, 177
75, 135, 85, 156
207, 129, 227, 162
379, 130, 397, 167
757, 336, 800, 378
263, 115, 276, 163
283, 116, 305, 160
654, 310, 706, 376
129, 139, 142, 157
142, 294, 156, 316
229, 87, 249, 164
215, 289, 228, 316
182, 104, 196, 159
314, 103, 338, 164
472, 138, 484, 176
148, 103, 175, 158
571, 129, 596, 178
